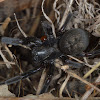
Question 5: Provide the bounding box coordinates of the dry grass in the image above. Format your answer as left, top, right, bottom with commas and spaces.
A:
0, 0, 100, 99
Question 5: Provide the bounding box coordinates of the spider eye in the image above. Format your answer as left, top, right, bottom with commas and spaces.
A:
41, 35, 47, 41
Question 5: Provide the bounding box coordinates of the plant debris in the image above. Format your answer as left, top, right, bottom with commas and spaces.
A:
0, 0, 100, 100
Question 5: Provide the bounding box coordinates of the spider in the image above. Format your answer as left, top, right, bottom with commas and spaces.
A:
0, 13, 98, 94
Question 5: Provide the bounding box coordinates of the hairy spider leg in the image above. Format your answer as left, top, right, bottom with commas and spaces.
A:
0, 67, 42, 85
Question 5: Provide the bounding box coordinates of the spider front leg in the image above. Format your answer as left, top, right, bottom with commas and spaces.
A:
0, 36, 42, 48
0, 66, 43, 85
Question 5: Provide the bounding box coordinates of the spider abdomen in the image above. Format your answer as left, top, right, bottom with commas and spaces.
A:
59, 28, 89, 55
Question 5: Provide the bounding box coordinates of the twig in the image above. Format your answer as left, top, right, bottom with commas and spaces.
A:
32, 0, 40, 18
59, 0, 74, 30
59, 74, 70, 97
29, 14, 41, 36
0, 17, 11, 35
66, 71, 100, 93
0, 49, 12, 68
0, 17, 15, 68
83, 61, 100, 78
41, 0, 56, 38
75, 94, 80, 100
14, 13, 27, 38
65, 87, 71, 98
67, 55, 93, 68
2, 17, 11, 31
36, 69, 47, 95
84, 0, 95, 18
4, 45, 14, 60
52, 69, 62, 82
0, 61, 15, 65
53, 0, 60, 23
81, 75, 100, 100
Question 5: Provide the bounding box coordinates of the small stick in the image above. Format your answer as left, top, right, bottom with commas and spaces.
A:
0, 49, 12, 68
14, 13, 27, 38
67, 55, 93, 68
2, 17, 11, 31
36, 69, 47, 95
59, 0, 74, 30
83, 61, 100, 78
66, 71, 100, 93
0, 17, 11, 35
0, 61, 15, 65
41, 0, 56, 38
4, 45, 14, 60
53, 0, 60, 23
81, 75, 100, 100
59, 74, 70, 97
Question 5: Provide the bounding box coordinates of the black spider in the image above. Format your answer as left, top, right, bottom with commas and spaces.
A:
0, 13, 98, 94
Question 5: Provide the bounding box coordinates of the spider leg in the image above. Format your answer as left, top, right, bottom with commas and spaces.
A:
0, 36, 42, 48
41, 21, 52, 36
60, 12, 73, 32
65, 59, 85, 68
41, 21, 57, 46
39, 58, 84, 94
85, 49, 100, 57
0, 67, 42, 85
1, 37, 23, 46
77, 49, 100, 58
